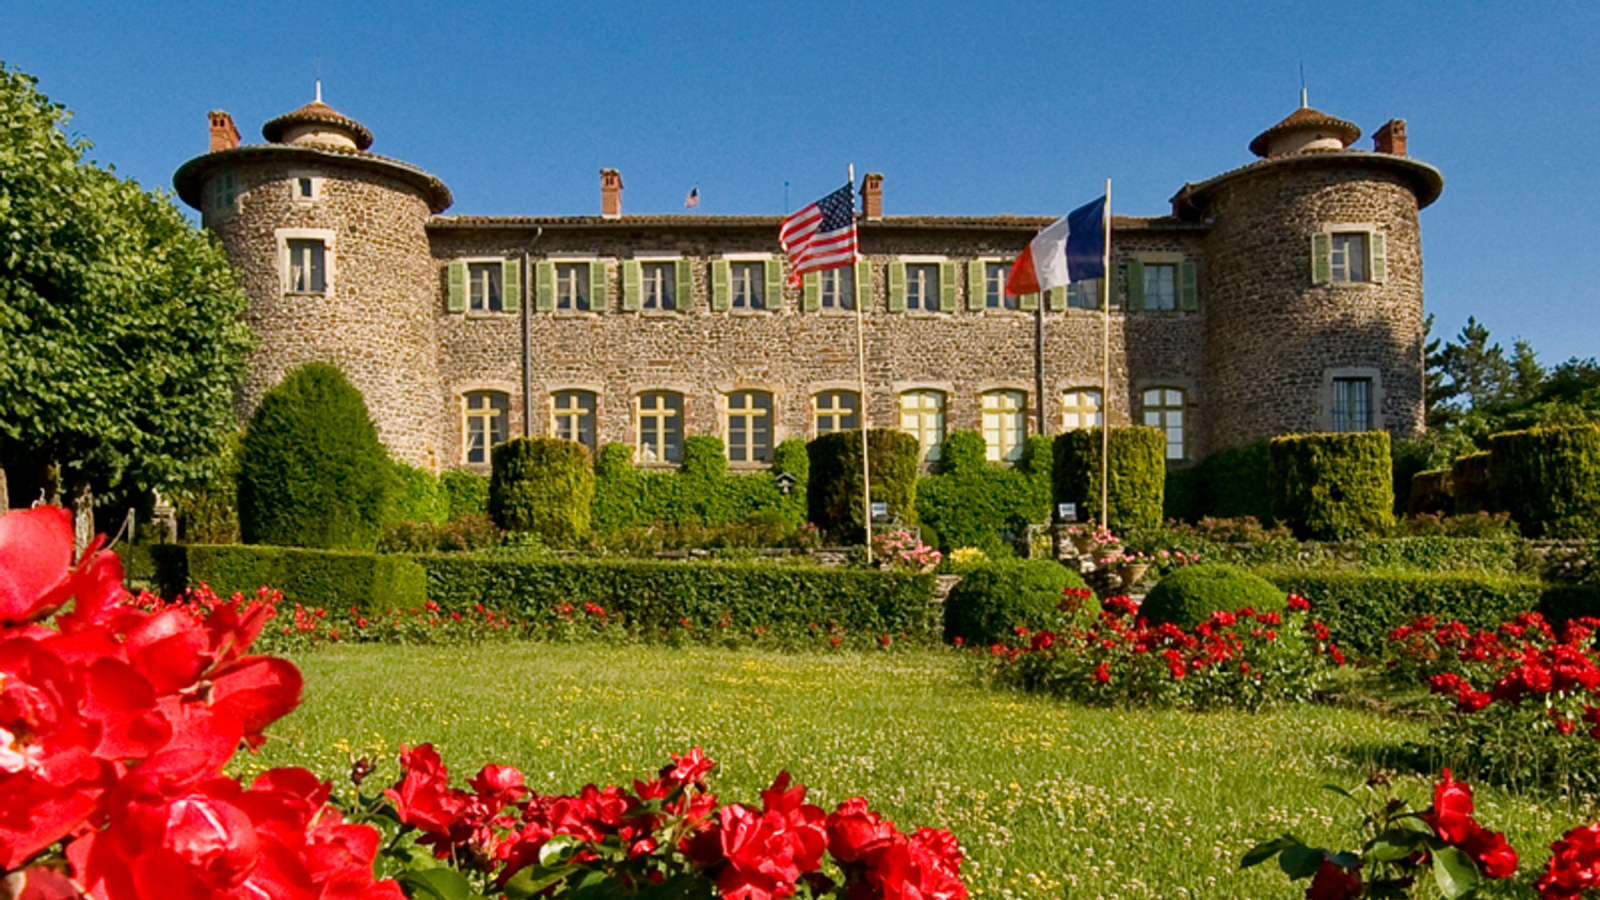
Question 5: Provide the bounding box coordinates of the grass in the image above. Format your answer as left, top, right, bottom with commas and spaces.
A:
248, 644, 1585, 900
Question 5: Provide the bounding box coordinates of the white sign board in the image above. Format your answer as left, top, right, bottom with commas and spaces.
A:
1057, 503, 1077, 522
870, 501, 889, 518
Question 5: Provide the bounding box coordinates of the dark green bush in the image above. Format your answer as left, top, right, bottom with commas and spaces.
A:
237, 362, 392, 550
1052, 427, 1165, 532
680, 435, 728, 480
1268, 432, 1394, 540
941, 560, 1089, 646
914, 432, 1051, 555
1200, 440, 1273, 520
589, 441, 806, 532
1451, 452, 1492, 515
489, 438, 595, 545
386, 461, 449, 526
807, 430, 921, 541
1489, 424, 1600, 538
937, 430, 988, 475
1140, 563, 1287, 627
1406, 468, 1453, 516
418, 555, 939, 639
147, 543, 427, 613
1392, 430, 1477, 515
440, 468, 490, 520
1162, 467, 1204, 523
173, 432, 241, 544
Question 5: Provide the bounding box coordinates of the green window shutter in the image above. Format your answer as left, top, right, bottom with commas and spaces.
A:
938, 261, 958, 312
1019, 290, 1039, 312
1311, 233, 1332, 285
887, 262, 907, 312
765, 259, 784, 310
854, 259, 870, 310
1125, 260, 1145, 311
1370, 232, 1387, 283
535, 262, 555, 312
622, 260, 642, 311
802, 272, 821, 312
675, 259, 693, 311
447, 261, 466, 313
711, 260, 731, 311
589, 261, 607, 311
966, 262, 986, 311
502, 258, 522, 312
1046, 286, 1066, 311
1178, 260, 1198, 311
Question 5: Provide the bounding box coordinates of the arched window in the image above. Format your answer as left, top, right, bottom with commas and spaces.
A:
726, 391, 774, 463
1062, 389, 1103, 431
1141, 387, 1186, 460
813, 390, 860, 436
899, 390, 946, 463
463, 391, 510, 465
636, 392, 684, 463
551, 390, 597, 452
981, 390, 1028, 462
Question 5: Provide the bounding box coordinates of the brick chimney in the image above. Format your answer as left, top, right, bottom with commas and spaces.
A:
1373, 119, 1407, 157
208, 111, 240, 152
861, 172, 883, 221
600, 168, 623, 219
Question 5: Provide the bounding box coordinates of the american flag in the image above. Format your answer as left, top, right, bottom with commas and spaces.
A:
779, 182, 857, 286
684, 186, 699, 209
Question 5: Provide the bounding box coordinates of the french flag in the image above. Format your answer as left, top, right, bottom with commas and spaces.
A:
1005, 196, 1107, 296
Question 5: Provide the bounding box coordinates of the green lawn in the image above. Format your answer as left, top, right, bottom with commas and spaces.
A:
248, 644, 1581, 900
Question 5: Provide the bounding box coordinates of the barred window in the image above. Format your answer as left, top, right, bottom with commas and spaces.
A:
1332, 378, 1373, 432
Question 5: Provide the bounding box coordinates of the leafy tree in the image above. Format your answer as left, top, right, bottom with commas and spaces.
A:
0, 64, 252, 520
1436, 316, 1512, 417
1508, 339, 1545, 406
1423, 314, 1455, 430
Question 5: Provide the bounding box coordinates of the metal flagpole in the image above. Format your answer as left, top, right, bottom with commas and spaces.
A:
851, 164, 874, 563
1100, 179, 1112, 528
1034, 255, 1047, 438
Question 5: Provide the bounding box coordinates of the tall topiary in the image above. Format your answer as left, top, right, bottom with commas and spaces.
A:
807, 429, 921, 542
238, 362, 391, 550
488, 438, 594, 545
1268, 432, 1394, 540
1489, 425, 1600, 538
1051, 427, 1165, 532
937, 430, 988, 476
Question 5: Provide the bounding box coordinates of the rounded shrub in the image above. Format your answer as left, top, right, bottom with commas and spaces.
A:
1489, 424, 1600, 538
488, 437, 595, 546
807, 429, 921, 542
1051, 427, 1165, 532
942, 560, 1090, 646
238, 362, 392, 550
1268, 432, 1394, 539
1140, 563, 1287, 627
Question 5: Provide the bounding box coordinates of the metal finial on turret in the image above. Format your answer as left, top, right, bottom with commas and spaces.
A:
1299, 62, 1307, 108
315, 79, 323, 104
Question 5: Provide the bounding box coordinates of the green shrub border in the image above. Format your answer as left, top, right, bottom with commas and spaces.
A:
141, 543, 428, 614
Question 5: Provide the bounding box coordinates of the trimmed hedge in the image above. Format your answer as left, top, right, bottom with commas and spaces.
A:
1489, 425, 1600, 538
386, 461, 449, 526
942, 560, 1089, 646
144, 543, 427, 613
1268, 432, 1394, 540
1200, 441, 1273, 520
418, 554, 939, 639
808, 430, 921, 541
589, 440, 806, 532
1451, 452, 1492, 515
489, 438, 594, 545
1407, 468, 1453, 516
1140, 564, 1287, 627
1052, 427, 1165, 532
441, 469, 490, 520
915, 432, 1051, 555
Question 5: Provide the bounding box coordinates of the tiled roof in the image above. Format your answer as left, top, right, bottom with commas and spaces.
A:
262, 101, 375, 150
1170, 150, 1444, 215
1248, 106, 1361, 157
173, 142, 452, 213
427, 214, 1203, 232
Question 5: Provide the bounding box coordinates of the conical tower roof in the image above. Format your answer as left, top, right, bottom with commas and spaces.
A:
262, 96, 374, 151
1248, 105, 1360, 158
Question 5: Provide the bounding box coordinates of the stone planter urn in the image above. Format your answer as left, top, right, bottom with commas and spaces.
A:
1070, 533, 1096, 554
1118, 563, 1151, 589
1092, 546, 1123, 567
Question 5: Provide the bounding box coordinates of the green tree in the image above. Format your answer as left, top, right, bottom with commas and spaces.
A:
0, 64, 252, 521
1437, 316, 1512, 417
1508, 339, 1545, 406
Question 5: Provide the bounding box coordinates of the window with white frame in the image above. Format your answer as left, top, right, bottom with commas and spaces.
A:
1062, 389, 1103, 431
981, 390, 1028, 462
469, 262, 503, 312
636, 391, 684, 463
1143, 264, 1178, 310
286, 239, 327, 293
905, 264, 940, 312
463, 391, 510, 465
556, 263, 592, 311
985, 262, 1019, 310
726, 391, 774, 463
899, 390, 946, 462
731, 262, 765, 309
1332, 377, 1373, 432
552, 390, 597, 451
642, 262, 676, 310
820, 267, 855, 310
813, 390, 859, 436
1330, 233, 1369, 282
1142, 388, 1186, 460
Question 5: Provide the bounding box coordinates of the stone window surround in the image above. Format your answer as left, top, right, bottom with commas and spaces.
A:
1133, 376, 1198, 462
720, 253, 778, 315
288, 170, 323, 205
547, 254, 602, 315
1318, 367, 1384, 433
714, 383, 782, 468
456, 382, 518, 468
459, 256, 516, 318
633, 255, 686, 314
974, 256, 1024, 315
1129, 251, 1186, 312
275, 228, 336, 296
1316, 222, 1384, 287
898, 255, 948, 317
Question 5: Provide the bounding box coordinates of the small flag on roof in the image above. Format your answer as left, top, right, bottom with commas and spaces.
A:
684, 186, 700, 209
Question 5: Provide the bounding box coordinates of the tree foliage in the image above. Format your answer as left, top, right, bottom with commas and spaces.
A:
0, 64, 252, 504
1427, 315, 1600, 442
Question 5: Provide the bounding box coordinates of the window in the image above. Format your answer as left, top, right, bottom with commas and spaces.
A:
468, 262, 503, 312
731, 262, 765, 309
556, 263, 592, 311
1068, 278, 1102, 309
905, 264, 940, 312
287, 239, 326, 293
820, 267, 855, 310
551, 390, 597, 451
726, 391, 774, 463
1332, 377, 1373, 432
636, 391, 684, 463
981, 390, 1028, 462
1330, 233, 1368, 282
642, 263, 676, 310
1142, 388, 1186, 461
1062, 389, 1103, 430
210, 172, 236, 214
1143, 264, 1178, 310
985, 263, 1019, 310
296, 177, 314, 199
899, 390, 946, 462
813, 391, 860, 436
463, 391, 510, 465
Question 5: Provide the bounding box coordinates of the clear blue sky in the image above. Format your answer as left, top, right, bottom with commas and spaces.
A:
7, 0, 1598, 364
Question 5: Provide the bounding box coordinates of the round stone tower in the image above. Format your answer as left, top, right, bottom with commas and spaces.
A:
174, 92, 453, 470
1173, 105, 1444, 453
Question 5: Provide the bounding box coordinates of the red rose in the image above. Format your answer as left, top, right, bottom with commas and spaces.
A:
1427, 769, 1476, 844
1304, 859, 1361, 900
827, 797, 899, 867
1537, 822, 1600, 900
1457, 821, 1519, 879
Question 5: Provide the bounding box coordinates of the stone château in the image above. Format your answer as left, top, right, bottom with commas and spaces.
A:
173, 94, 1443, 474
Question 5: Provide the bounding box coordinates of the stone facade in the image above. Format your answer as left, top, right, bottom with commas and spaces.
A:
174, 100, 1444, 475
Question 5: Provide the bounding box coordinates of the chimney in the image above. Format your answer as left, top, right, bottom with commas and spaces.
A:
600, 168, 623, 219
208, 111, 240, 152
1373, 119, 1408, 157
861, 172, 883, 221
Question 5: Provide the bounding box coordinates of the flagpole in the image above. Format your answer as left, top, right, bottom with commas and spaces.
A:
1034, 247, 1047, 439
1100, 178, 1112, 529
850, 163, 874, 563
